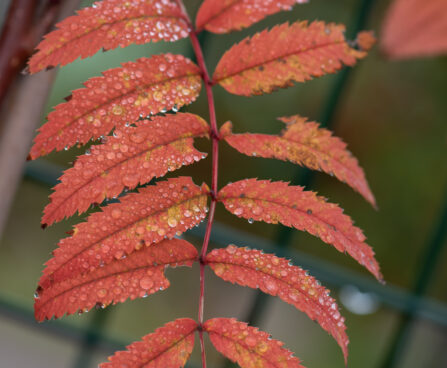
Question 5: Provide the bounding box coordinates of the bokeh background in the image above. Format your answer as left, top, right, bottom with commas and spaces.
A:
0, 0, 446, 367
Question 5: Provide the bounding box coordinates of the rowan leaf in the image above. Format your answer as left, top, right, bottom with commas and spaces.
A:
39, 177, 208, 289
381, 0, 447, 59
34, 238, 198, 321
196, 0, 307, 34
43, 113, 209, 226
204, 318, 304, 368
218, 179, 382, 281
206, 245, 348, 362
221, 116, 376, 207
29, 54, 201, 159
28, 0, 190, 73
100, 318, 197, 368
213, 21, 373, 96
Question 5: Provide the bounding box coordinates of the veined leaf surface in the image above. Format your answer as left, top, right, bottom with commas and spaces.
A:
28, 0, 190, 73
35, 239, 198, 321
218, 179, 382, 280
206, 245, 348, 361
196, 0, 307, 34
43, 113, 209, 226
213, 21, 374, 96
204, 318, 304, 368
40, 177, 208, 288
100, 318, 197, 368
221, 116, 376, 207
30, 54, 201, 159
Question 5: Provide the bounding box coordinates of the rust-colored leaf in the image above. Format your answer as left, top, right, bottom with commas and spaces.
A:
218, 179, 382, 281
34, 239, 198, 321
39, 177, 208, 289
29, 54, 201, 159
213, 21, 372, 96
100, 318, 197, 368
43, 113, 209, 226
204, 318, 304, 368
28, 0, 190, 73
221, 116, 376, 207
381, 0, 447, 59
206, 245, 348, 362
196, 0, 307, 34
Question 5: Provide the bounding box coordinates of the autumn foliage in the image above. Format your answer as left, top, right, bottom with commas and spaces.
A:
28, 0, 381, 367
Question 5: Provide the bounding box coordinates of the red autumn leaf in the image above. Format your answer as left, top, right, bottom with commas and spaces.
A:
218, 179, 382, 281
42, 113, 209, 226
28, 0, 189, 73
100, 318, 197, 368
196, 0, 307, 34
204, 318, 304, 368
381, 0, 447, 59
39, 177, 208, 289
221, 115, 376, 207
29, 54, 201, 159
213, 21, 373, 96
206, 245, 348, 362
34, 239, 198, 321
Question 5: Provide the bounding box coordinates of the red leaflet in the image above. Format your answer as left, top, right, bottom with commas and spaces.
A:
100, 318, 197, 368
213, 21, 373, 96
204, 318, 304, 368
196, 0, 306, 34
206, 245, 348, 362
28, 0, 189, 73
34, 239, 198, 321
381, 0, 447, 59
43, 113, 209, 226
39, 177, 208, 289
29, 54, 201, 159
218, 179, 382, 281
221, 116, 376, 207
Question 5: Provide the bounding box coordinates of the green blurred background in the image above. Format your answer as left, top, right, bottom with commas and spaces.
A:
0, 0, 446, 367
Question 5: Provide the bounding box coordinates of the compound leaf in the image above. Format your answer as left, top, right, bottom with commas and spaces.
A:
100, 318, 197, 368
213, 21, 374, 96
196, 0, 307, 34
204, 318, 304, 368
29, 54, 201, 159
206, 245, 348, 362
34, 239, 198, 321
218, 179, 382, 281
43, 113, 209, 226
39, 177, 208, 289
221, 116, 376, 207
28, 0, 190, 73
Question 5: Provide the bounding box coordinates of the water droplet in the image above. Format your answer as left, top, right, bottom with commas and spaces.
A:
139, 277, 154, 290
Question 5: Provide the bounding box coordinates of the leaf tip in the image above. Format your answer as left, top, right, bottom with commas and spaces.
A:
356, 31, 376, 52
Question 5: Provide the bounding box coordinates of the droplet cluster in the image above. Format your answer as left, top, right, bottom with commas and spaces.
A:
29, 0, 190, 73
218, 178, 382, 280
101, 318, 197, 368
204, 318, 304, 368
43, 113, 209, 225
40, 177, 208, 289
35, 239, 197, 321
206, 245, 348, 359
30, 54, 201, 159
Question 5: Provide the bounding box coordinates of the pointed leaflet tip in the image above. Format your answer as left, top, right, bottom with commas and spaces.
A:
28, 0, 189, 73
213, 21, 370, 96
100, 318, 197, 368
34, 239, 198, 321
29, 54, 201, 160
223, 115, 376, 208
39, 177, 208, 289
218, 179, 382, 280
42, 113, 209, 226
206, 245, 349, 361
204, 318, 305, 368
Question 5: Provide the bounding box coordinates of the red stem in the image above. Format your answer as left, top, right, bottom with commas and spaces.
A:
177, 3, 219, 368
